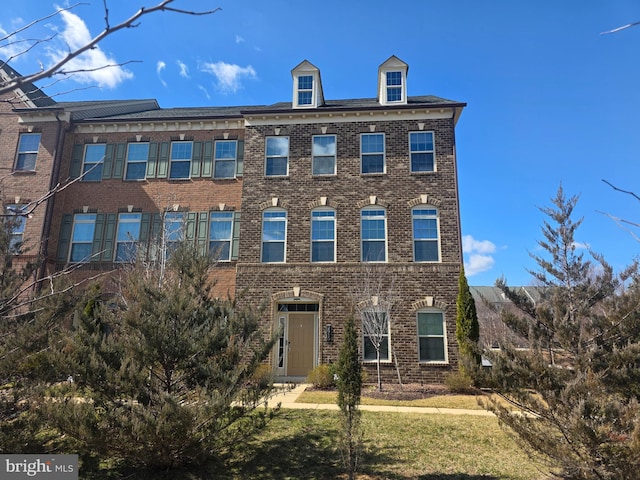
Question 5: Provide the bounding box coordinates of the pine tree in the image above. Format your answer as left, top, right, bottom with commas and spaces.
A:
44, 244, 278, 472
483, 186, 640, 480
335, 314, 363, 480
455, 266, 480, 377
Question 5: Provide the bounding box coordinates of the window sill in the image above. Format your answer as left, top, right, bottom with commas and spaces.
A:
418, 361, 449, 366
410, 170, 437, 175
12, 169, 36, 174
363, 359, 392, 364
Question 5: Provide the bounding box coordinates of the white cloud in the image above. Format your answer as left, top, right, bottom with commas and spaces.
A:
176, 60, 189, 78
197, 84, 210, 99
573, 241, 590, 250
235, 35, 244, 44
462, 235, 497, 276
46, 7, 133, 88
200, 61, 256, 94
156, 60, 167, 87
0, 25, 26, 60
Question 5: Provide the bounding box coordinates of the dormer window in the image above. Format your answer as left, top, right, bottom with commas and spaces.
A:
378, 56, 408, 105
292, 60, 324, 109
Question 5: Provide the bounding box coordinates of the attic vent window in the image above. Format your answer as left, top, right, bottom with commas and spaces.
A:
298, 75, 313, 105
386, 71, 403, 102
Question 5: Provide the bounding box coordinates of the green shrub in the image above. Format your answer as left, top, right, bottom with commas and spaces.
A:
444, 371, 474, 393
306, 364, 335, 389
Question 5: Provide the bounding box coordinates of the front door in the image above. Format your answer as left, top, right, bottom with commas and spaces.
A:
286, 313, 315, 376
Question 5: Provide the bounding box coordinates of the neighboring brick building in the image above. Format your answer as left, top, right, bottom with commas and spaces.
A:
4, 56, 466, 383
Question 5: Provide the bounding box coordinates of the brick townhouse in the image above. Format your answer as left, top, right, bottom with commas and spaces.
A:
2, 56, 466, 383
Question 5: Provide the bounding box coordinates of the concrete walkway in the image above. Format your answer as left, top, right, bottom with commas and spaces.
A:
266, 384, 495, 417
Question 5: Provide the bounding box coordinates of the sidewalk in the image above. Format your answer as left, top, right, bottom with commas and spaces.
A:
266, 384, 495, 417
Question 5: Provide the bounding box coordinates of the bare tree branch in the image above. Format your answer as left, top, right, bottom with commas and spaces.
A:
0, 0, 221, 96
602, 179, 640, 202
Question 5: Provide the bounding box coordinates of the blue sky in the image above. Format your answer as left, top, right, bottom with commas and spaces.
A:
2, 1, 639, 286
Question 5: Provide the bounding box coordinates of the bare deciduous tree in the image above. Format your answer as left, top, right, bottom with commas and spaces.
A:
0, 0, 220, 98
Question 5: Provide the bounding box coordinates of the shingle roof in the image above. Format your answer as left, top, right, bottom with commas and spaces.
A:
0, 62, 56, 107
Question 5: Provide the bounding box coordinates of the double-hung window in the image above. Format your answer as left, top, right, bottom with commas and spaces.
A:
125, 143, 149, 180
163, 212, 185, 256
362, 310, 390, 361
70, 213, 96, 263
209, 211, 233, 261
297, 75, 313, 106
413, 208, 440, 262
82, 144, 105, 181
261, 209, 286, 263
311, 209, 335, 262
312, 135, 336, 175
265, 137, 289, 176
5, 205, 27, 253
15, 133, 40, 171
214, 140, 237, 179
361, 133, 384, 174
169, 141, 192, 179
115, 213, 142, 262
386, 71, 403, 102
361, 208, 386, 262
418, 311, 447, 362
410, 132, 435, 172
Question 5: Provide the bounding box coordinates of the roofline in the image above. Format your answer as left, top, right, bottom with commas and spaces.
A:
241, 101, 467, 116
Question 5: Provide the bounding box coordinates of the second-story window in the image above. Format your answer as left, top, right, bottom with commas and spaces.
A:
125, 143, 149, 180
169, 141, 192, 180
265, 137, 289, 176
82, 144, 105, 181
312, 135, 336, 175
361, 207, 387, 262
361, 133, 385, 174
115, 213, 142, 262
297, 75, 313, 106
70, 213, 96, 263
311, 209, 335, 262
209, 211, 233, 261
413, 207, 440, 262
15, 133, 41, 171
262, 209, 286, 262
410, 132, 435, 172
214, 140, 237, 179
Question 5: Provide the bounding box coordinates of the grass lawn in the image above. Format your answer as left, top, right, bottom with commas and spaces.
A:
220, 409, 548, 480
297, 389, 486, 410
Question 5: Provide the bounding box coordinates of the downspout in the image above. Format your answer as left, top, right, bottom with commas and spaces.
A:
37, 110, 66, 288
451, 106, 464, 273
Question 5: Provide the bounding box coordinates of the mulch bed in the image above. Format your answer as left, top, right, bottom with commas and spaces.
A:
309, 383, 481, 401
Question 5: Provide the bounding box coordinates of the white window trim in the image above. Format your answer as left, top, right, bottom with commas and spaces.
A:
81, 144, 106, 181
409, 131, 436, 173
213, 140, 238, 179
209, 211, 234, 262
412, 207, 441, 263
312, 134, 337, 176
125, 142, 149, 181
69, 213, 96, 263
265, 137, 289, 177
360, 133, 386, 175
417, 309, 449, 364
295, 74, 314, 107
261, 208, 287, 263
361, 207, 387, 263
114, 212, 142, 263
310, 208, 336, 263
169, 141, 193, 180
14, 133, 40, 171
362, 310, 392, 363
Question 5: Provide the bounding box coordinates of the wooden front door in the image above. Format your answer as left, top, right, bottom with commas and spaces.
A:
286, 313, 315, 376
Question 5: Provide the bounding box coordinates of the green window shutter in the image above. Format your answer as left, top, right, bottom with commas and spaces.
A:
236, 140, 244, 177
91, 213, 106, 261
231, 211, 241, 260
112, 143, 126, 179
146, 142, 158, 178
197, 211, 209, 255
56, 214, 73, 262
139, 213, 151, 260
157, 142, 169, 179
102, 144, 115, 179
191, 142, 202, 178
186, 212, 197, 242
148, 213, 163, 261
101, 213, 117, 261
70, 145, 83, 179
202, 141, 213, 177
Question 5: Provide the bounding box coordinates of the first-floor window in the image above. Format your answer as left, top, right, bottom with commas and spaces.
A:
361, 208, 386, 262
70, 213, 96, 262
5, 204, 27, 253
209, 211, 233, 261
163, 212, 185, 256
362, 310, 390, 361
262, 209, 286, 262
115, 213, 142, 262
418, 311, 447, 362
